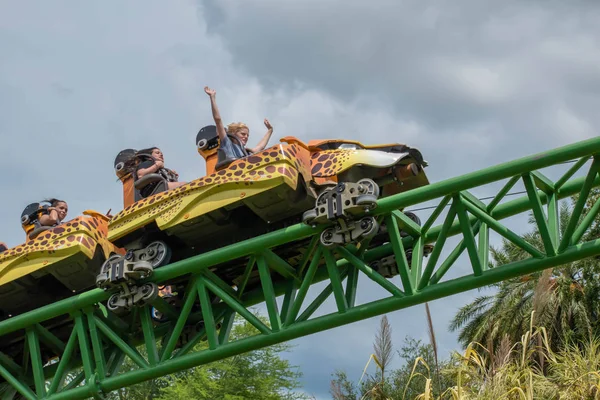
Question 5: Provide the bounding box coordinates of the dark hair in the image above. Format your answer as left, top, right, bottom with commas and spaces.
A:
121, 147, 160, 176
43, 198, 66, 207
136, 147, 159, 158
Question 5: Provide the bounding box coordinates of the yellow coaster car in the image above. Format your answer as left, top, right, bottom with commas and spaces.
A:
109, 127, 428, 252
0, 210, 123, 320
99, 127, 429, 314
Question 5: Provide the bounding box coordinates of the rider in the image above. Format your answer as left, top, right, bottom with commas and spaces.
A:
204, 86, 274, 162
124, 147, 186, 198
21, 198, 69, 239
38, 198, 68, 227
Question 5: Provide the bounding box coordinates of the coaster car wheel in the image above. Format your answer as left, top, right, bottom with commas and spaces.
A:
140, 241, 172, 268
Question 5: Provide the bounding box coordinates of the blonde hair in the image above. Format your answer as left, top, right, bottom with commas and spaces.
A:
226, 122, 249, 135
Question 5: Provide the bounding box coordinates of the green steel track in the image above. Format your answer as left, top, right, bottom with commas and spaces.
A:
3, 137, 600, 399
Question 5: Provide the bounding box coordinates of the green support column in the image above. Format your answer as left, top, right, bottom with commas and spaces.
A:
139, 307, 159, 366
198, 279, 218, 350
47, 329, 79, 396
256, 255, 281, 332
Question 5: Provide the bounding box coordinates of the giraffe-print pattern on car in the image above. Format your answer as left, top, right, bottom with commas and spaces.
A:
309, 147, 423, 178
286, 142, 312, 183
0, 215, 122, 274
109, 143, 309, 238
310, 150, 354, 177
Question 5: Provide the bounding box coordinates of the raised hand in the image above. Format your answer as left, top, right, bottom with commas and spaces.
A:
204, 86, 216, 96
264, 118, 273, 130
155, 160, 165, 169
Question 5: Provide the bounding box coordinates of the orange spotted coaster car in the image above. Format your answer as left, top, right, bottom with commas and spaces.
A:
0, 208, 123, 321
98, 126, 430, 315
300, 137, 429, 246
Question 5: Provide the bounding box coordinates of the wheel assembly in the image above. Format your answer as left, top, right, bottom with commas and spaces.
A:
399, 210, 422, 238
303, 179, 382, 247
139, 241, 172, 268
95, 241, 172, 315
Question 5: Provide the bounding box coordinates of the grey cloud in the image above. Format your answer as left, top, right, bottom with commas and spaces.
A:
198, 0, 600, 162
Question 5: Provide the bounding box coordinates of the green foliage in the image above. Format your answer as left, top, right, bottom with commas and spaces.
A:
106, 349, 183, 400
331, 326, 600, 399
330, 336, 454, 400
431, 324, 600, 399
389, 337, 454, 400
157, 315, 306, 400
548, 338, 600, 399
109, 314, 306, 400
330, 370, 359, 400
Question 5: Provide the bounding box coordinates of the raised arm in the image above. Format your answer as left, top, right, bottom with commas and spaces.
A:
204, 86, 227, 141
250, 118, 274, 153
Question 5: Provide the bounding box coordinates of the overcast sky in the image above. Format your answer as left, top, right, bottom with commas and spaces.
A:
1, 1, 599, 398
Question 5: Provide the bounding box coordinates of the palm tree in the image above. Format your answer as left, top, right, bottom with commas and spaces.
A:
449, 195, 600, 354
